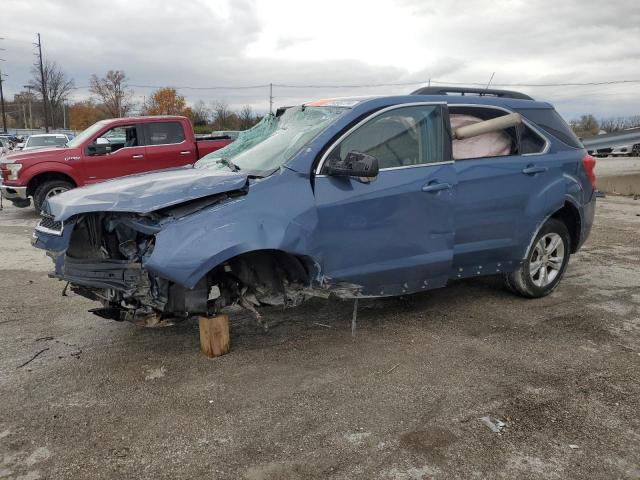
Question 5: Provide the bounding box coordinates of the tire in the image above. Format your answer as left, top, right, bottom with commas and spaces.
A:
33, 180, 74, 213
506, 218, 571, 298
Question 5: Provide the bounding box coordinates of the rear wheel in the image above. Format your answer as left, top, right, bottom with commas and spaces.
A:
506, 218, 570, 298
33, 180, 74, 213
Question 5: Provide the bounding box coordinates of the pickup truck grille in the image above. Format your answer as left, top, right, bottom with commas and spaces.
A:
36, 215, 64, 236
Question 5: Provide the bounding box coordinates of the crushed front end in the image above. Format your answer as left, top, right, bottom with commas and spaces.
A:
34, 209, 182, 325
32, 193, 324, 328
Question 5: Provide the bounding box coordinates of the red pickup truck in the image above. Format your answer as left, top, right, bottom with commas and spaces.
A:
0, 116, 233, 212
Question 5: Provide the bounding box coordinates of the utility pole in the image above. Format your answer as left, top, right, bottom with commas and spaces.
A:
0, 38, 6, 133
0, 69, 7, 134
269, 83, 273, 115
23, 85, 33, 130
35, 33, 50, 132
63, 102, 66, 129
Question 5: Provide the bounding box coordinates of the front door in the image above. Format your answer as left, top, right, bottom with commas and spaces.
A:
80, 124, 146, 184
314, 103, 456, 296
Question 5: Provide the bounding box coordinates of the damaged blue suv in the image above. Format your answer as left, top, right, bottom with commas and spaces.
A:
33, 87, 596, 326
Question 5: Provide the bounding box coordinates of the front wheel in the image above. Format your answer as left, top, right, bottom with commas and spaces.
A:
506, 218, 571, 298
33, 180, 74, 213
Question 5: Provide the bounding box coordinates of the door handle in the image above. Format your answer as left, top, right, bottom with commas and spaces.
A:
179, 151, 191, 156
522, 165, 548, 175
421, 182, 452, 193
132, 154, 144, 159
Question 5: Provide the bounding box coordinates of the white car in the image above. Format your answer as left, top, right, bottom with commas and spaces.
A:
0, 138, 10, 157
20, 134, 71, 151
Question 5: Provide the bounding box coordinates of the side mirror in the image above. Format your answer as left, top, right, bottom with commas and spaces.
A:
325, 151, 379, 178
86, 139, 111, 156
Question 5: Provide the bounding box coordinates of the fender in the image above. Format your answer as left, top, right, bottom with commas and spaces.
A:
21, 161, 82, 187
144, 168, 322, 289
518, 172, 585, 260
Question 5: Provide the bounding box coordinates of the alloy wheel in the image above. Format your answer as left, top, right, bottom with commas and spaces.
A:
529, 232, 565, 287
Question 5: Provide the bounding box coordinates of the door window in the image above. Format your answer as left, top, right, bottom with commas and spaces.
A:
324, 105, 444, 171
97, 125, 139, 154
145, 122, 185, 146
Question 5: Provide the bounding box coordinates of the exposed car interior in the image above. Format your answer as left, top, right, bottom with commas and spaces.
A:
448, 106, 546, 159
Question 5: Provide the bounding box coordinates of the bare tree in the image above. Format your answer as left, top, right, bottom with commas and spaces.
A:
190, 100, 211, 126
238, 105, 255, 130
30, 60, 74, 128
599, 116, 640, 133
212, 101, 233, 130
89, 70, 133, 117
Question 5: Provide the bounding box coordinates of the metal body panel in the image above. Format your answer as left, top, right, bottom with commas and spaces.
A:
144, 168, 320, 289
45, 167, 248, 220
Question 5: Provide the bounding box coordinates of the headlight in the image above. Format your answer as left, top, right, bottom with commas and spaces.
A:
7, 163, 22, 181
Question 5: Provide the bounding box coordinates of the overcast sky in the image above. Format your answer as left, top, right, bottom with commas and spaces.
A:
2, 0, 639, 120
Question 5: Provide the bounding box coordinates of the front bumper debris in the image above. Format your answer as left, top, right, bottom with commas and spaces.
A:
1, 185, 28, 200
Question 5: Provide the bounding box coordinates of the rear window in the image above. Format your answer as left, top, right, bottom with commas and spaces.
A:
517, 108, 583, 149
145, 122, 185, 145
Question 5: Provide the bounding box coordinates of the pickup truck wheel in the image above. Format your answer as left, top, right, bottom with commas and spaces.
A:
506, 218, 570, 298
33, 180, 74, 213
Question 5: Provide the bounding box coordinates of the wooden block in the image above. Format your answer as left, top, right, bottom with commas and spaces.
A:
198, 315, 230, 358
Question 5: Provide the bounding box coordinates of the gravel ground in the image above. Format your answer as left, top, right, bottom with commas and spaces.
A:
0, 197, 639, 480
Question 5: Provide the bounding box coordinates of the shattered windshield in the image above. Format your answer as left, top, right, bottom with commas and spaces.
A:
195, 105, 347, 176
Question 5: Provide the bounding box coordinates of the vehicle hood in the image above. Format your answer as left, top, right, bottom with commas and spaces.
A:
4, 146, 73, 163
46, 167, 249, 221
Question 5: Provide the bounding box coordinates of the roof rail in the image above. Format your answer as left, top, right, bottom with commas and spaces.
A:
411, 86, 534, 101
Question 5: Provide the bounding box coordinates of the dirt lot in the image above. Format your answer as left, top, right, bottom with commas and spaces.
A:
0, 197, 639, 480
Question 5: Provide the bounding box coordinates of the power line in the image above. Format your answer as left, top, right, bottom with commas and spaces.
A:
70, 83, 270, 91
428, 79, 640, 88
272, 79, 640, 89
65, 78, 640, 92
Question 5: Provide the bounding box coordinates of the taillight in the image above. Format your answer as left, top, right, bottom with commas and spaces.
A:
582, 154, 596, 189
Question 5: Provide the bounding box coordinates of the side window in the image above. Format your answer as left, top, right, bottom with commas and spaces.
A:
519, 125, 547, 154
325, 105, 443, 171
449, 108, 547, 160
97, 125, 139, 154
145, 122, 185, 146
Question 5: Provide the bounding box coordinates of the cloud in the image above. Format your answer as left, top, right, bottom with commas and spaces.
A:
1, 0, 638, 119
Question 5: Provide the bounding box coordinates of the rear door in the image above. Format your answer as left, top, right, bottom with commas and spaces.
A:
450, 106, 552, 270
143, 121, 197, 169
314, 103, 456, 296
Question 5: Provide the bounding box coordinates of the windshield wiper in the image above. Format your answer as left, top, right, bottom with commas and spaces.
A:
217, 157, 241, 172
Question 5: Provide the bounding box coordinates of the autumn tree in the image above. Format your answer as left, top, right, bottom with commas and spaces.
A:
68, 100, 109, 130
89, 70, 133, 117
29, 60, 74, 128
146, 87, 192, 116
